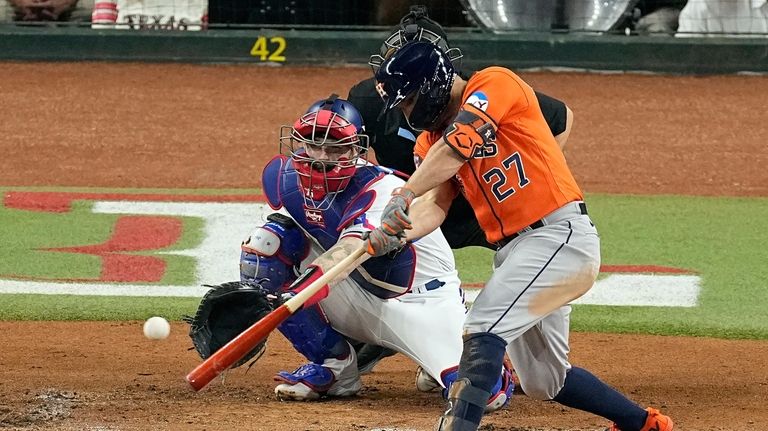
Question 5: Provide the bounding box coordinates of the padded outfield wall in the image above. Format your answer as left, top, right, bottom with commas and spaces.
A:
1, 27, 767, 74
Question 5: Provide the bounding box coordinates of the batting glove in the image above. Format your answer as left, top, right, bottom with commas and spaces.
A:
364, 228, 407, 257
380, 187, 416, 236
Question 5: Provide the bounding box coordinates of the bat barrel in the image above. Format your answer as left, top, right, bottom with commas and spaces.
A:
185, 305, 292, 391
185, 245, 367, 392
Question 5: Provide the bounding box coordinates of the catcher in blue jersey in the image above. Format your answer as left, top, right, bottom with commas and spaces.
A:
231, 95, 515, 406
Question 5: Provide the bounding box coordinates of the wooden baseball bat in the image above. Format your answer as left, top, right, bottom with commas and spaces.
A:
185, 244, 368, 391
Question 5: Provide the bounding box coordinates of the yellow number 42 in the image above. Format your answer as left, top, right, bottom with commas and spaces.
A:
250, 36, 287, 62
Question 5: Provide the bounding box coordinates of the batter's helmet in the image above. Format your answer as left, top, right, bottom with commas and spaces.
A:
375, 41, 456, 131
369, 5, 462, 74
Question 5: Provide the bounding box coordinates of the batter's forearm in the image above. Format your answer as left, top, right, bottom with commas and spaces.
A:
404, 181, 456, 241
406, 141, 464, 197
404, 201, 446, 241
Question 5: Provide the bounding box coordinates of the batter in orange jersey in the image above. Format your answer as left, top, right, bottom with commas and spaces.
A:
414, 67, 583, 243
366, 40, 674, 431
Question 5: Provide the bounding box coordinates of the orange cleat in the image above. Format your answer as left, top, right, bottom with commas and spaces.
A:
607, 408, 674, 431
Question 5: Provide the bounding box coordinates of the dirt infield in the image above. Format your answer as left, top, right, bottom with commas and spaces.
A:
1, 63, 768, 430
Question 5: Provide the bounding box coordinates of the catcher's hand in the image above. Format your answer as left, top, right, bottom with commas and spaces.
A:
380, 187, 415, 236
184, 281, 273, 368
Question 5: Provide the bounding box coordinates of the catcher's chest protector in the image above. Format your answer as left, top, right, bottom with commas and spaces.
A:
262, 156, 416, 299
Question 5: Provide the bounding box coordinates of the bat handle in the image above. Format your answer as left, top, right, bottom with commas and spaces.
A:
283, 245, 368, 313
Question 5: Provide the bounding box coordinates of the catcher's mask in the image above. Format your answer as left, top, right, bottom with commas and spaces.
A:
375, 41, 456, 132
368, 5, 462, 75
279, 95, 369, 208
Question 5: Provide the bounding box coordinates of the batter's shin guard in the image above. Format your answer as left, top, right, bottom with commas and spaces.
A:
436, 378, 490, 431
436, 332, 507, 431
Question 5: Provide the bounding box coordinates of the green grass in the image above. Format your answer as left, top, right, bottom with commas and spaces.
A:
0, 200, 204, 285
0, 294, 200, 321
1, 190, 767, 340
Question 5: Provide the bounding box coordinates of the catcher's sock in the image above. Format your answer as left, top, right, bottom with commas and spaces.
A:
443, 332, 507, 428
552, 367, 647, 431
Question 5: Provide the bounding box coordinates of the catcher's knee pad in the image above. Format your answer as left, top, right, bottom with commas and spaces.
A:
278, 303, 350, 364
240, 213, 309, 292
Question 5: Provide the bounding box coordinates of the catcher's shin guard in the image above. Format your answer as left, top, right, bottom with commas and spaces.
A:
278, 303, 349, 364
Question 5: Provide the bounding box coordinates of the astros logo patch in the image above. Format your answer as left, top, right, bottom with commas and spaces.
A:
375, 81, 388, 98
466, 91, 489, 111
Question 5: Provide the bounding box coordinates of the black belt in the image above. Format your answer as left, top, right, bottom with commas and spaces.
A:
495, 202, 588, 250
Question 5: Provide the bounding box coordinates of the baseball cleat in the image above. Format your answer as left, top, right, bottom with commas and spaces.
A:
415, 366, 441, 392
274, 363, 362, 401
606, 407, 674, 431
484, 363, 514, 413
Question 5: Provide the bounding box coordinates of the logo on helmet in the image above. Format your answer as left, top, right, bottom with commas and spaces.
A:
375, 81, 388, 99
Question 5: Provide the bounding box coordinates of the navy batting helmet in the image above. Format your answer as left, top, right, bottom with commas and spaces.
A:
375, 40, 455, 131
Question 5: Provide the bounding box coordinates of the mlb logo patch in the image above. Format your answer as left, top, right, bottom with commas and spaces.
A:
466, 91, 489, 111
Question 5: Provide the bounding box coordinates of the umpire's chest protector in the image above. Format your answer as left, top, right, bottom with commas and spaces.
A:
262, 155, 417, 299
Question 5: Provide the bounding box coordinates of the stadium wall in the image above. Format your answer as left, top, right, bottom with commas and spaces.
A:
1, 27, 766, 74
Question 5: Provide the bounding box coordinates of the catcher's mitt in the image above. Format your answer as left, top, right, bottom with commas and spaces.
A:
184, 281, 273, 368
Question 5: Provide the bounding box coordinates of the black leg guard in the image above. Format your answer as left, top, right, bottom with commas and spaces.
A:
460, 332, 507, 391
436, 332, 507, 431
436, 378, 490, 431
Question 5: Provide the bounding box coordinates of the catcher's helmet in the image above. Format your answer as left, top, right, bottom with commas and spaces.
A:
305, 94, 364, 133
369, 5, 462, 74
279, 96, 368, 206
375, 41, 456, 131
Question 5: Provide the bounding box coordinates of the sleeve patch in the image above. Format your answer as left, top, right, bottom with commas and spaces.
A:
443, 105, 498, 160
466, 91, 489, 111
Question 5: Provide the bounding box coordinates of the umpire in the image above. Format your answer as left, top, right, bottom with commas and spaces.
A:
348, 6, 573, 250
347, 5, 574, 373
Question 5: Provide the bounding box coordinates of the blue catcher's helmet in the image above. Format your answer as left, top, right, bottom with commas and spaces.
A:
305, 94, 365, 133
375, 40, 455, 131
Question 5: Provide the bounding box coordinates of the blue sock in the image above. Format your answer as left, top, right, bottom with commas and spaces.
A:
552, 367, 648, 430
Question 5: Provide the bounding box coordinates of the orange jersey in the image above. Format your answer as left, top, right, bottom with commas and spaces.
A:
414, 67, 582, 243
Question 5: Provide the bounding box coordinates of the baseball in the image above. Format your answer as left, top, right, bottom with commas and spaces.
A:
143, 316, 171, 340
